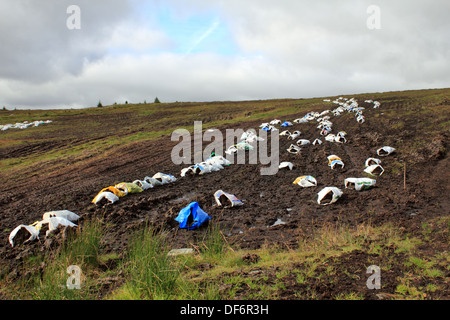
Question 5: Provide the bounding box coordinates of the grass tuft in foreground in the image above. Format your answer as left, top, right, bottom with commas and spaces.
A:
26, 217, 103, 300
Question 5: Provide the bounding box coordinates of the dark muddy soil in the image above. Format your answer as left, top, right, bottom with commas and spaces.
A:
0, 96, 448, 299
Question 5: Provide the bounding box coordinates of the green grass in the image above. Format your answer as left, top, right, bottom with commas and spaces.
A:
1, 216, 448, 300
121, 226, 180, 299
12, 218, 105, 300
107, 223, 227, 300
334, 292, 364, 300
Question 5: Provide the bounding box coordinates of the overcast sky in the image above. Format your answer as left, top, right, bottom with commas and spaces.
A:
1, 0, 449, 109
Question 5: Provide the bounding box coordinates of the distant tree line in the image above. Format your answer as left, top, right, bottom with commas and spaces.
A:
96, 97, 161, 107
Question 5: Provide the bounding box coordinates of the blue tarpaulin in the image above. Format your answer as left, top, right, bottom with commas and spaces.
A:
175, 202, 211, 230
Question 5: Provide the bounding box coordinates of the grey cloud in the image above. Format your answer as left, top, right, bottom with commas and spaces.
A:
1, 0, 449, 109
0, 0, 133, 82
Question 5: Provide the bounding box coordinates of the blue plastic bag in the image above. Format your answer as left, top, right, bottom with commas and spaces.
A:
175, 202, 211, 230
280, 121, 292, 127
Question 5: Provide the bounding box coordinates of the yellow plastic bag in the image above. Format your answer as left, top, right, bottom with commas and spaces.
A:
327, 155, 342, 165
92, 186, 127, 204
115, 182, 143, 194
293, 175, 317, 187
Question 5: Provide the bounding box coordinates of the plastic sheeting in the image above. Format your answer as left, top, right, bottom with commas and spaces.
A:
328, 155, 344, 169
335, 132, 347, 143
152, 172, 177, 184
317, 120, 333, 129
181, 156, 231, 177
317, 187, 343, 205
241, 130, 264, 143
214, 190, 244, 207
293, 118, 308, 124
280, 121, 293, 127
9, 213, 79, 247
262, 125, 278, 132
225, 141, 254, 154
325, 134, 336, 142
329, 159, 344, 169
287, 144, 301, 154
42, 210, 80, 222
133, 179, 153, 190
1, 120, 52, 131
296, 139, 311, 146
335, 135, 347, 143
9, 225, 39, 247
93, 191, 120, 205
365, 157, 381, 167
93, 172, 176, 205
115, 182, 144, 194
92, 186, 127, 204
357, 115, 365, 123
181, 163, 214, 176
377, 146, 395, 156
279, 162, 294, 170
344, 178, 376, 191
320, 127, 332, 136
35, 217, 78, 237
143, 176, 162, 187
288, 131, 301, 140
293, 175, 317, 187
225, 145, 238, 155
364, 164, 384, 176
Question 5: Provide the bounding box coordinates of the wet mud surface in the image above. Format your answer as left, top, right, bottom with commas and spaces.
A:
0, 97, 448, 299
